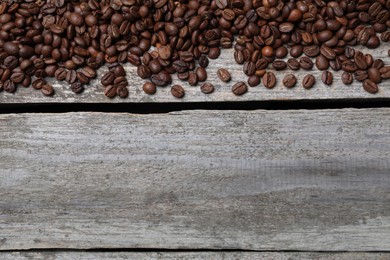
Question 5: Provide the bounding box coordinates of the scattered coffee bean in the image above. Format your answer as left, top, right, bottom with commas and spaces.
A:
171, 85, 185, 98
363, 79, 378, 94
232, 82, 248, 96
262, 72, 277, 89
143, 82, 157, 95
302, 75, 316, 89
341, 72, 354, 85
322, 71, 333, 86
200, 83, 215, 94
248, 75, 260, 87
283, 74, 297, 88
217, 69, 231, 82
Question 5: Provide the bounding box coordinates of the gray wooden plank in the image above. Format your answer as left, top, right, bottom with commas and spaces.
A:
0, 46, 389, 103
1, 252, 389, 260
0, 108, 390, 251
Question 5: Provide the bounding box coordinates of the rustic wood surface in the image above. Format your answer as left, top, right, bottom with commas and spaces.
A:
1, 108, 390, 251
0, 46, 389, 103
1, 252, 389, 260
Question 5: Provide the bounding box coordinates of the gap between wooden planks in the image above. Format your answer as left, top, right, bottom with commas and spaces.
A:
0, 108, 389, 251
0, 46, 389, 103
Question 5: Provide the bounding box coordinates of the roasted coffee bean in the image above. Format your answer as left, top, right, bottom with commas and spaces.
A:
198, 55, 209, 68
363, 79, 378, 94
300, 56, 314, 70
355, 52, 368, 70
302, 74, 316, 89
116, 86, 129, 98
321, 71, 333, 85
137, 65, 152, 79
248, 75, 260, 87
114, 76, 128, 88
71, 82, 84, 94
55, 68, 67, 81
101, 72, 115, 86
283, 74, 297, 88
32, 79, 46, 90
341, 72, 353, 85
195, 67, 207, 82
10, 72, 25, 84
200, 82, 214, 94
262, 72, 277, 89
232, 82, 248, 96
368, 68, 381, 84
380, 66, 390, 79
188, 72, 198, 86
41, 84, 54, 96
272, 60, 287, 71
104, 85, 117, 98
303, 45, 320, 57
4, 80, 16, 93
320, 46, 336, 60
243, 61, 256, 76
171, 85, 185, 98
287, 59, 300, 70
354, 70, 368, 82
217, 68, 231, 82
142, 82, 156, 95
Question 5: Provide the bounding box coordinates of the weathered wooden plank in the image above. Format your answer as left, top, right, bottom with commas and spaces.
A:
0, 108, 390, 251
0, 46, 389, 103
1, 252, 389, 260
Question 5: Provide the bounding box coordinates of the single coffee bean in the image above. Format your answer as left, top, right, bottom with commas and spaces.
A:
320, 46, 336, 60
321, 71, 333, 85
283, 74, 297, 88
198, 55, 209, 68
41, 84, 54, 96
287, 59, 300, 70
10, 72, 25, 84
32, 79, 46, 90
243, 61, 256, 76
101, 72, 115, 86
217, 68, 231, 82
188, 72, 198, 86
116, 86, 129, 98
368, 68, 381, 83
55, 68, 67, 81
200, 83, 214, 94
272, 60, 287, 71
302, 74, 316, 89
4, 80, 16, 93
248, 75, 260, 87
341, 72, 354, 85
303, 45, 320, 57
300, 56, 314, 70
262, 72, 277, 89
354, 70, 368, 82
195, 67, 207, 82
177, 72, 189, 81
143, 82, 157, 95
232, 82, 248, 96
137, 65, 152, 79
114, 76, 128, 88
171, 84, 185, 98
380, 66, 390, 79
71, 82, 84, 94
104, 85, 117, 98
363, 79, 378, 94
354, 51, 368, 70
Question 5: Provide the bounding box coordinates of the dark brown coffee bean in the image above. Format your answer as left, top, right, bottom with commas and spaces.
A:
262, 72, 277, 89
216, 0, 228, 9
217, 69, 231, 82
116, 86, 129, 98
321, 71, 333, 85
303, 45, 320, 57
341, 72, 353, 85
198, 56, 209, 68
3, 42, 20, 55
302, 74, 316, 89
137, 65, 152, 79
32, 79, 46, 90
66, 70, 77, 84
287, 59, 300, 70
143, 82, 157, 95
104, 85, 117, 98
10, 72, 25, 84
171, 85, 185, 98
200, 83, 214, 94
195, 67, 207, 82
114, 76, 128, 88
101, 72, 115, 86
354, 70, 368, 82
4, 56, 19, 70
234, 50, 245, 64
41, 84, 54, 96
272, 60, 287, 71
380, 66, 390, 79
363, 79, 378, 94
248, 75, 260, 87
354, 51, 368, 70
320, 46, 336, 60
300, 56, 314, 70
283, 74, 297, 88
342, 61, 358, 73
232, 82, 248, 96
4, 80, 16, 93
188, 72, 198, 86
368, 68, 381, 84
71, 82, 84, 94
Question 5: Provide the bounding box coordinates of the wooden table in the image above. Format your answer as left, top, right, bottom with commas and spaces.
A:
1, 44, 390, 259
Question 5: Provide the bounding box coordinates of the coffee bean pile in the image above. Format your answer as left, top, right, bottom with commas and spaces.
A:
0, 0, 389, 98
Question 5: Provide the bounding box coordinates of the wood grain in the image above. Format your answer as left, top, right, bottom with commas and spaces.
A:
1, 108, 390, 251
1, 252, 389, 260
0, 46, 389, 103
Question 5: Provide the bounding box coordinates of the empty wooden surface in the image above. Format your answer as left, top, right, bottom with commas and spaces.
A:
0, 46, 389, 103
1, 252, 389, 260
0, 108, 389, 251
